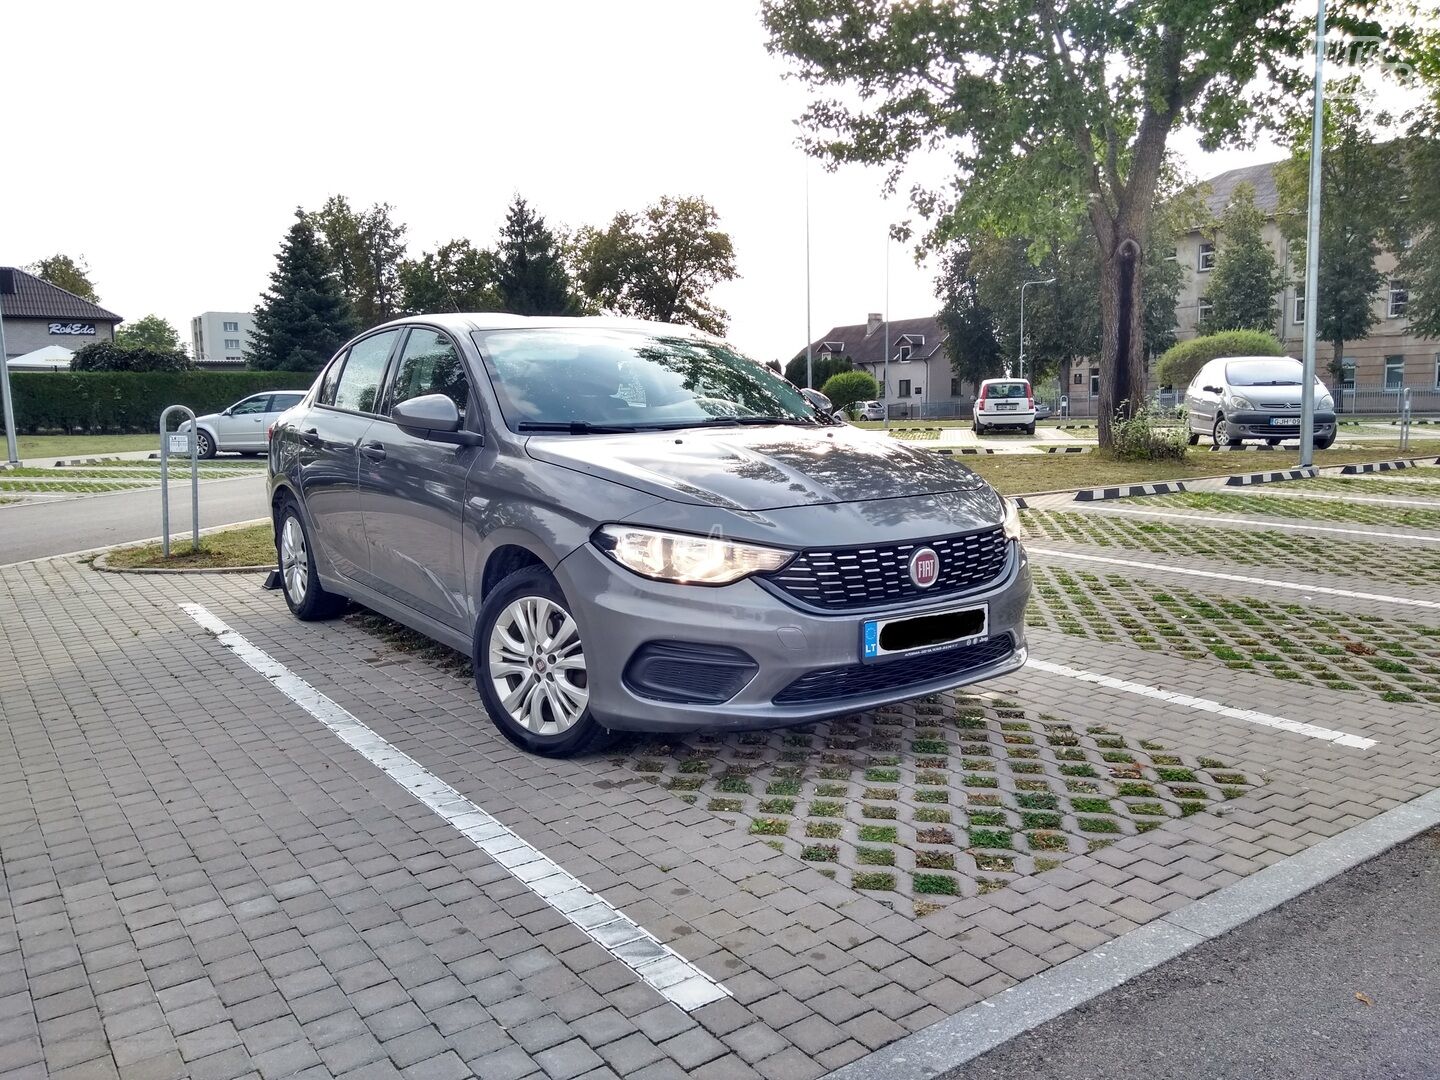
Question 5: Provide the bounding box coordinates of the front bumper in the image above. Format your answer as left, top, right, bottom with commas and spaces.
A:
1224, 410, 1337, 438
552, 540, 1031, 732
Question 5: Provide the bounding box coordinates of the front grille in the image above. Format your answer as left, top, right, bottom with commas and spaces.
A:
774, 635, 1014, 705
1261, 402, 1301, 410
764, 527, 1010, 611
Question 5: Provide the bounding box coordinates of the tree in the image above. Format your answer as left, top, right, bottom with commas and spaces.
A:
27, 254, 99, 303
1276, 85, 1406, 394
308, 196, 408, 326
577, 196, 739, 334
399, 240, 499, 314
1201, 183, 1287, 333
250, 210, 359, 372
935, 246, 1003, 394
762, 0, 1422, 446
821, 370, 879, 412
1154, 329, 1285, 389
494, 196, 583, 316
115, 314, 185, 353
71, 340, 192, 372
1397, 92, 1440, 337
784, 352, 850, 389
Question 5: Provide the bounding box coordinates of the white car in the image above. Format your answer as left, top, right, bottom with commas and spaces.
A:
859, 400, 886, 421
973, 378, 1037, 435
181, 391, 307, 458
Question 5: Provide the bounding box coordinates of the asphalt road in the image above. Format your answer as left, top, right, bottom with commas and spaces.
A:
956, 828, 1440, 1080
0, 474, 268, 565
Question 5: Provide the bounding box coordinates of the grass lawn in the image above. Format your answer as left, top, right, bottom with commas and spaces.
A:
14, 434, 162, 458
103, 523, 273, 570
966, 441, 1440, 495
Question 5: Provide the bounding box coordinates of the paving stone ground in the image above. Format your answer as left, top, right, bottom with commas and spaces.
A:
1, 476, 1438, 1078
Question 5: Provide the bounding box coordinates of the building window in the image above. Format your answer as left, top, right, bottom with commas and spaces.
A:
913, 385, 922, 396
1388, 281, 1408, 319
950, 377, 961, 397
1165, 247, 1178, 262
1073, 372, 1084, 385
1198, 242, 1216, 272
1292, 293, 1305, 324
897, 345, 912, 361
897, 378, 911, 397
223, 321, 239, 332
1434, 354, 1440, 390
1197, 296, 1213, 323
1089, 369, 1100, 396
1384, 355, 1405, 390
224, 338, 241, 349
1341, 357, 1356, 391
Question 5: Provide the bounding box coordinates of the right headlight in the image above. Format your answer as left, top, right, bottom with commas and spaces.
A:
1002, 497, 1023, 542
594, 525, 793, 585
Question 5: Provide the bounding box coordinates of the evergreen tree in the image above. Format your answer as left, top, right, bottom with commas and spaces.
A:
250, 211, 359, 371
1200, 183, 1287, 333
935, 245, 1003, 394
493, 196, 582, 316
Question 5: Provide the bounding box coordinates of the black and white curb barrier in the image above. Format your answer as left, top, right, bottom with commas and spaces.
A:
1074, 481, 1187, 502
1340, 459, 1415, 475
1208, 443, 1282, 452
1224, 467, 1319, 487
934, 447, 996, 456
1042, 445, 1088, 454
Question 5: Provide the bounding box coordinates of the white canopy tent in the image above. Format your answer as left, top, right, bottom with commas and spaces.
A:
6, 345, 73, 371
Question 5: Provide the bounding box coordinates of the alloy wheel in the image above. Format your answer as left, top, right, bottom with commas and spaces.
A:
280, 516, 309, 604
488, 595, 588, 736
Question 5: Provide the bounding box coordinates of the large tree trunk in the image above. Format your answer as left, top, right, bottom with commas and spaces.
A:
1331, 339, 1346, 415
1097, 235, 1147, 447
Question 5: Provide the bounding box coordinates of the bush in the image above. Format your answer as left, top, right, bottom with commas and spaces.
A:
1153, 330, 1285, 390
820, 370, 880, 413
71, 340, 194, 372
1111, 405, 1188, 461
3, 371, 315, 435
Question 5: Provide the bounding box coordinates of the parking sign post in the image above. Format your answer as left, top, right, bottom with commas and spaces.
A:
159, 404, 200, 557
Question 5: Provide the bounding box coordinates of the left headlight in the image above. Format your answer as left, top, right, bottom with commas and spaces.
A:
1228, 393, 1255, 410
1318, 393, 1334, 411
594, 525, 793, 585
1002, 497, 1022, 541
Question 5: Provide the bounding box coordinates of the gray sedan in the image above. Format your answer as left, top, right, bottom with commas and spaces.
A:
267, 316, 1031, 756
1184, 356, 1337, 448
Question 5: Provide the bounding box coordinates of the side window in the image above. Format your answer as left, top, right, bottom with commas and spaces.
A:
271, 392, 304, 411
231, 396, 270, 415
318, 354, 345, 406
389, 329, 471, 421
334, 331, 400, 414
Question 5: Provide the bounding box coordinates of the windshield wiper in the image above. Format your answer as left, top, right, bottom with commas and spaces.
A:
517, 421, 639, 434
685, 416, 815, 428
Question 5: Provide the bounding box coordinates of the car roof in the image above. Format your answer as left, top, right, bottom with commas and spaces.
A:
366, 312, 716, 340
980, 377, 1029, 384
1217, 356, 1301, 363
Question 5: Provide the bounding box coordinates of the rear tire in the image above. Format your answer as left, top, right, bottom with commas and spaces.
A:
276, 500, 346, 621
1026, 422, 1036, 436
474, 567, 610, 757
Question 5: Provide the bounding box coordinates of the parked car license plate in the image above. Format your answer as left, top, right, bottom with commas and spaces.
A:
862, 603, 988, 662
1269, 417, 1301, 426
996, 402, 1017, 410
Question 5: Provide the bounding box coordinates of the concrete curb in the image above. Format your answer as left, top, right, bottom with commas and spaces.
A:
1041, 446, 1088, 454
934, 448, 997, 456
1073, 481, 1186, 502
827, 787, 1440, 1080
1207, 444, 1284, 452
91, 552, 272, 575
1223, 467, 1319, 487
1340, 459, 1416, 475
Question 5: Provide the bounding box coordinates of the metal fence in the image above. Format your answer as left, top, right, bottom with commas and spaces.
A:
1342, 386, 1440, 416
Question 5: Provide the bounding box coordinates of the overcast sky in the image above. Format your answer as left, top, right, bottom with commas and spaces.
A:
8, 1, 1286, 363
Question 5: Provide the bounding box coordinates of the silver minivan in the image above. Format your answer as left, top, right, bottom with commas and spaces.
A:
1185, 356, 1337, 448
268, 315, 1031, 756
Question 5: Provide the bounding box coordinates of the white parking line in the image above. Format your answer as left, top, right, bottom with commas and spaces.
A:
1026, 547, 1440, 610
1024, 658, 1377, 750
180, 603, 730, 1011
1238, 490, 1440, 509
1082, 505, 1440, 543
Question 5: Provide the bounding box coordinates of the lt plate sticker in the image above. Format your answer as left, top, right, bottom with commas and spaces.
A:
863, 621, 880, 660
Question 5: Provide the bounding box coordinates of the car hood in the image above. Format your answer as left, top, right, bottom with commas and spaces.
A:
524, 424, 988, 512
1233, 384, 1306, 404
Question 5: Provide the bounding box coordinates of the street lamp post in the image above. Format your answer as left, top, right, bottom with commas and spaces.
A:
1018, 278, 1056, 382
1299, 0, 1326, 468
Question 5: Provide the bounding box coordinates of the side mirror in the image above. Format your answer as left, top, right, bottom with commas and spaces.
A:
799, 387, 836, 419
1202, 385, 1222, 395
392, 394, 482, 445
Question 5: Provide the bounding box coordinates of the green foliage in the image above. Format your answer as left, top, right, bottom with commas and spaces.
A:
1110, 406, 1188, 461
250, 211, 359, 372
1399, 119, 1440, 338
114, 314, 184, 353
1200, 183, 1287, 333
1153, 330, 1285, 390
26, 253, 100, 303
399, 239, 499, 314
71, 340, 192, 373
494, 196, 583, 316
820, 370, 879, 412
785, 351, 850, 389
307, 195, 408, 325
576, 195, 738, 334
3, 371, 313, 435
936, 246, 1002, 393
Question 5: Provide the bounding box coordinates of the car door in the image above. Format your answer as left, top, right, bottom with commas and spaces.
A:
221, 394, 272, 450
360, 326, 483, 630
297, 329, 401, 586
1186, 362, 1218, 432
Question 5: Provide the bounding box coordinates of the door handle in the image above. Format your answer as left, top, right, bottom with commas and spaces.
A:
300, 427, 322, 446
360, 441, 387, 461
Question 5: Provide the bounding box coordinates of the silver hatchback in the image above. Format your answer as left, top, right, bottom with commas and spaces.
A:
1184, 356, 1337, 448
268, 316, 1031, 756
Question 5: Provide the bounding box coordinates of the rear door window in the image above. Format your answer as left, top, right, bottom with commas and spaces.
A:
271, 392, 305, 411
333, 331, 400, 414
230, 395, 271, 415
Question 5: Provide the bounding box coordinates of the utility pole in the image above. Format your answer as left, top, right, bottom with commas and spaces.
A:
1018, 278, 1056, 382
805, 170, 813, 389
0, 299, 17, 465
883, 235, 890, 431
1299, 0, 1326, 468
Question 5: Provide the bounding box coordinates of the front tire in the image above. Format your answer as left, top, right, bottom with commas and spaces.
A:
475, 567, 608, 757
1315, 429, 1336, 450
276, 501, 345, 621
196, 430, 217, 459
1186, 431, 1200, 446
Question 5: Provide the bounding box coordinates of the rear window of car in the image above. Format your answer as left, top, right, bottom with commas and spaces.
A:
986, 382, 1029, 398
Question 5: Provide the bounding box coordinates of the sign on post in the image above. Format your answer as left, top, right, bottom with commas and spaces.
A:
159, 405, 200, 557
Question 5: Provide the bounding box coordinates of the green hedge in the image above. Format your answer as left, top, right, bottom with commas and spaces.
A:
2, 371, 316, 434
1153, 330, 1285, 390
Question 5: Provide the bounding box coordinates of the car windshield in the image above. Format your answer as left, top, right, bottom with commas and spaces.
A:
473, 328, 817, 432
986, 382, 1028, 398
1226, 360, 1303, 386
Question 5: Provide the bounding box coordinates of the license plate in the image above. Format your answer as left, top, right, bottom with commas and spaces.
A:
862, 603, 988, 662
166, 433, 193, 454
996, 402, 1017, 411
1268, 417, 1301, 427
